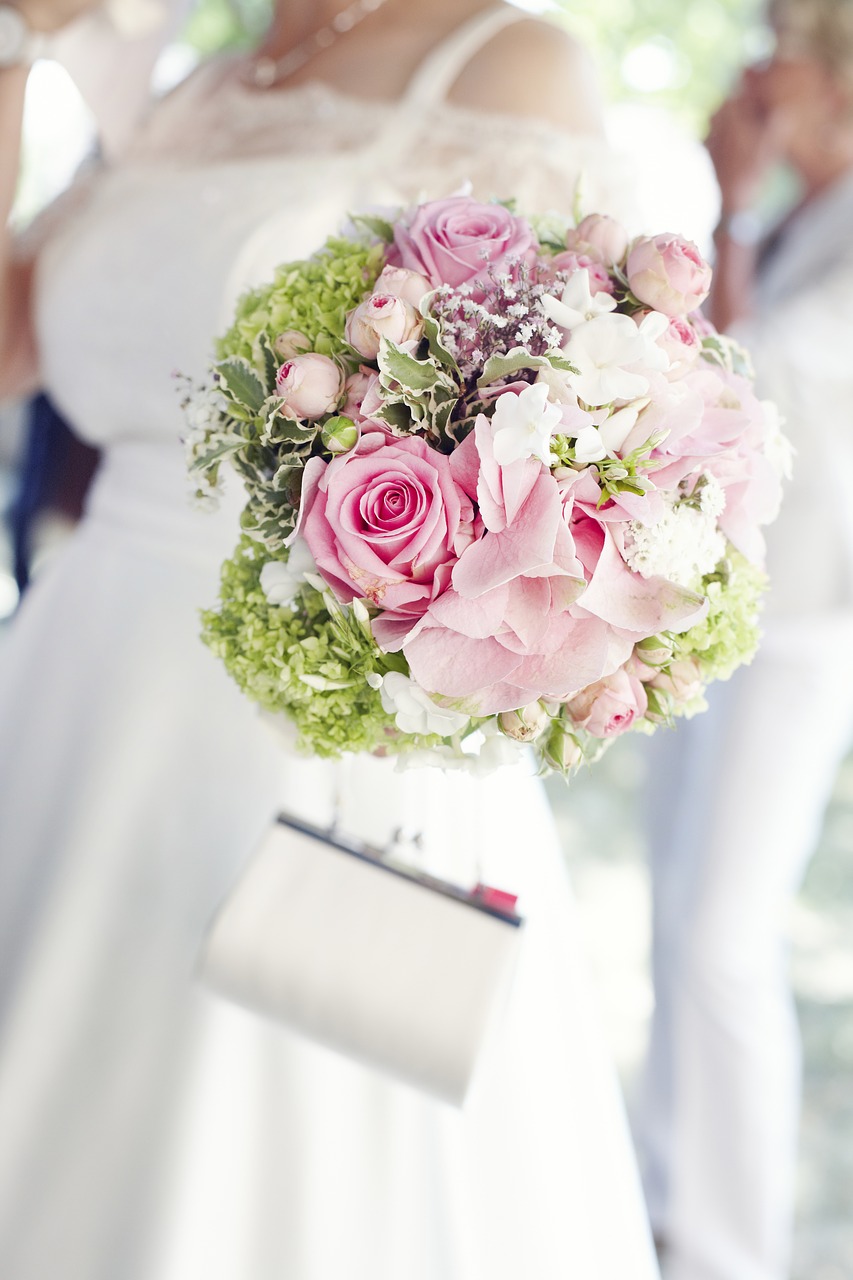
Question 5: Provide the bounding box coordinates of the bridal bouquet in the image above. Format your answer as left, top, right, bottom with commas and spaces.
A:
188, 196, 786, 778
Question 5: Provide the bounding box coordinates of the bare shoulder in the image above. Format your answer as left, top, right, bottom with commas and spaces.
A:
446, 16, 605, 137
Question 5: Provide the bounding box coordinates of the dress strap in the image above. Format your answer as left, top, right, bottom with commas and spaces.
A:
400, 5, 527, 112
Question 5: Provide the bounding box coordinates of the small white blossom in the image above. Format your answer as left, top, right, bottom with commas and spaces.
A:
259, 538, 318, 608
697, 472, 727, 518
491, 383, 563, 466
379, 673, 470, 738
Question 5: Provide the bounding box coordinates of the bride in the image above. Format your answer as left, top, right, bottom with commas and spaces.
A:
0, 1, 660, 1276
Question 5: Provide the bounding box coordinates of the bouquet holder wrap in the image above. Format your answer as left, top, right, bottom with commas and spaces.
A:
197, 814, 524, 1107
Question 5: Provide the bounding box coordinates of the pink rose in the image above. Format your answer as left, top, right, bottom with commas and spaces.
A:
545, 252, 614, 295
626, 234, 712, 317
388, 195, 536, 290
566, 669, 648, 738
658, 316, 702, 377
373, 264, 432, 309
345, 293, 424, 359
275, 353, 344, 419
296, 432, 476, 641
565, 214, 629, 266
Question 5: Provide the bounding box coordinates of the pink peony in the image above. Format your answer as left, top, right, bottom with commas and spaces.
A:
399, 421, 617, 714
388, 195, 536, 290
296, 432, 476, 641
275, 353, 344, 419
626, 234, 712, 317
566, 669, 648, 738
345, 293, 423, 360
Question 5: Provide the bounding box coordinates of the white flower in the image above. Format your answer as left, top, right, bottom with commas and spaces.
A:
540, 269, 617, 331
459, 722, 530, 776
637, 310, 672, 369
760, 399, 794, 481
623, 503, 726, 586
491, 383, 562, 466
379, 672, 470, 738
598, 396, 651, 454
562, 312, 661, 407
697, 472, 727, 519
573, 425, 608, 464
259, 538, 318, 608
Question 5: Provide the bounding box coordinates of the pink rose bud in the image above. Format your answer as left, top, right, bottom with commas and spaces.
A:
566, 214, 629, 266
567, 670, 648, 739
498, 700, 550, 743
342, 366, 376, 419
344, 293, 424, 359
634, 635, 674, 670
373, 265, 432, 310
546, 251, 614, 295
541, 722, 584, 773
273, 329, 311, 359
659, 316, 702, 376
275, 352, 344, 419
626, 234, 712, 317
651, 658, 703, 706
320, 415, 359, 454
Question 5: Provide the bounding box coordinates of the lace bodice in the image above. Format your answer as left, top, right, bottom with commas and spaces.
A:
33, 6, 640, 451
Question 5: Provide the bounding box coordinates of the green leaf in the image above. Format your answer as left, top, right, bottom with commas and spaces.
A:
188, 435, 243, 472
216, 357, 266, 415
256, 331, 279, 393
421, 310, 460, 373
478, 347, 558, 387
379, 339, 445, 392
377, 401, 412, 433
350, 213, 396, 243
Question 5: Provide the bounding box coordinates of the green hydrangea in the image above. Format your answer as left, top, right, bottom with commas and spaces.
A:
202, 538, 433, 758
217, 236, 386, 365
671, 549, 767, 682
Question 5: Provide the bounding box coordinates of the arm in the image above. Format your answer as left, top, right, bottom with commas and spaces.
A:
0, 0, 115, 402
446, 18, 605, 138
0, 62, 37, 401
705, 83, 782, 332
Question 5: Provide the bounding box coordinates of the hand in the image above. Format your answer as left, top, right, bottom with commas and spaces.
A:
15, 0, 104, 34
706, 77, 783, 213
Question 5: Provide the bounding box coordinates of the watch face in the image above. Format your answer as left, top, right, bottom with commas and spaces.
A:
0, 6, 28, 63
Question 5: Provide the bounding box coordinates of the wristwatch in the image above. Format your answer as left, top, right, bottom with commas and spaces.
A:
0, 5, 47, 68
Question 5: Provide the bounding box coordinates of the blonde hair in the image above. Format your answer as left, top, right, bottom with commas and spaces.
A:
770, 0, 853, 87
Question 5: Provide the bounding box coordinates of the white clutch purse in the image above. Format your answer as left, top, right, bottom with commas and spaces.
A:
197, 814, 524, 1106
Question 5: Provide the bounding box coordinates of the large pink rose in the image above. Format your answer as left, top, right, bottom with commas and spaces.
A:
388, 195, 536, 290
296, 432, 476, 641
626, 234, 712, 317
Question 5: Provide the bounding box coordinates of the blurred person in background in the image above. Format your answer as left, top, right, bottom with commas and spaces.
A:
636, 2, 853, 1277
0, 3, 662, 1279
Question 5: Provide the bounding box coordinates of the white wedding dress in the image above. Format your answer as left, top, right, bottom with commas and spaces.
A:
0, 8, 659, 1278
